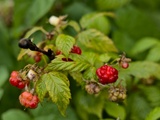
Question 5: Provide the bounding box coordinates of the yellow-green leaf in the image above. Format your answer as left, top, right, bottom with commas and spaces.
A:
56, 34, 75, 57
77, 29, 118, 53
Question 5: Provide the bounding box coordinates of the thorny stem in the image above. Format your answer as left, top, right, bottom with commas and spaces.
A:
19, 38, 55, 60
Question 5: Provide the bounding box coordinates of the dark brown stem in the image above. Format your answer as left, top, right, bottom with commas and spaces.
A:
19, 38, 55, 60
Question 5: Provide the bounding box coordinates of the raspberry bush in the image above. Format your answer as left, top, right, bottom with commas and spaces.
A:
1, 0, 160, 120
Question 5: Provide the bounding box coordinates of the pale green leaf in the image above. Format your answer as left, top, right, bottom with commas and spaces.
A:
131, 37, 159, 55
145, 107, 160, 120
146, 43, 160, 62
77, 29, 118, 53
24, 26, 48, 38
36, 77, 48, 101
98, 53, 111, 63
17, 49, 30, 61
83, 67, 97, 80
56, 34, 75, 57
119, 61, 160, 79
46, 57, 90, 72
2, 109, 31, 120
80, 12, 110, 34
96, 0, 130, 10
42, 72, 71, 116
83, 52, 98, 66
68, 20, 81, 32
25, 0, 55, 25
105, 101, 126, 120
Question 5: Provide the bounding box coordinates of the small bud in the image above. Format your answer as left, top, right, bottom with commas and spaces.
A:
27, 69, 37, 80
49, 16, 60, 26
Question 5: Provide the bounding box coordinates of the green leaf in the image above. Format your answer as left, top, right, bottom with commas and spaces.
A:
0, 66, 9, 87
83, 67, 97, 80
25, 0, 55, 26
77, 29, 118, 53
146, 43, 160, 62
80, 12, 110, 34
24, 26, 48, 38
74, 91, 104, 118
29, 102, 79, 120
46, 57, 90, 72
2, 109, 31, 120
83, 52, 98, 66
140, 86, 160, 107
69, 72, 83, 84
145, 107, 160, 120
105, 101, 126, 120
68, 20, 81, 32
98, 53, 112, 63
131, 37, 159, 55
56, 34, 75, 57
96, 0, 130, 10
40, 72, 71, 116
0, 88, 4, 100
36, 77, 48, 101
119, 61, 160, 79
127, 94, 151, 120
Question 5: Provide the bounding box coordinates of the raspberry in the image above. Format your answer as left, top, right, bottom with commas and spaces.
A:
118, 53, 131, 69
55, 50, 62, 55
9, 71, 29, 89
121, 62, 129, 69
56, 45, 82, 61
96, 65, 118, 84
34, 52, 42, 63
71, 45, 82, 55
108, 86, 126, 102
19, 91, 39, 109
85, 81, 101, 94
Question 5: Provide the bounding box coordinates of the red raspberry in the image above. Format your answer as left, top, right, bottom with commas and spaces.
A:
34, 52, 42, 63
96, 65, 118, 84
71, 45, 82, 55
55, 50, 62, 55
19, 91, 39, 109
56, 45, 82, 61
9, 71, 29, 89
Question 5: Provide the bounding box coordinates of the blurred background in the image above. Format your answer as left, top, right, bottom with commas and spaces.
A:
1, 0, 160, 120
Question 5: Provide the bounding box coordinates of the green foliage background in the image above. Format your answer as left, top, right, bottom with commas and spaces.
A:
1, 0, 160, 120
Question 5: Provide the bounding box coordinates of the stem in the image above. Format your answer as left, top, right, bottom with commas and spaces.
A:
19, 39, 55, 61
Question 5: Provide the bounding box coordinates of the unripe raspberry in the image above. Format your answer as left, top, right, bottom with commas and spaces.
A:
96, 65, 118, 84
108, 86, 127, 102
118, 53, 131, 69
19, 91, 39, 109
121, 62, 129, 69
85, 81, 101, 94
